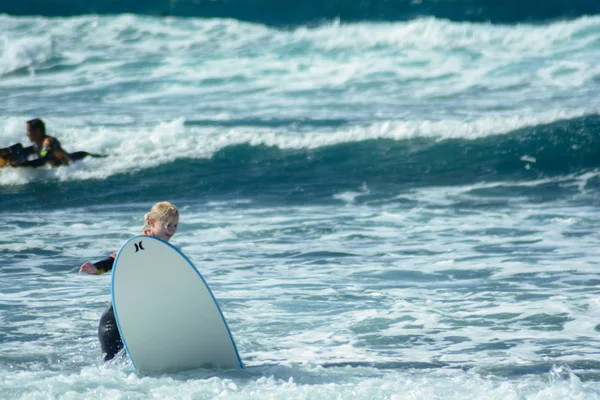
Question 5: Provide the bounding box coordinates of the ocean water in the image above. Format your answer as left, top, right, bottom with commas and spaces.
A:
1, 2, 600, 398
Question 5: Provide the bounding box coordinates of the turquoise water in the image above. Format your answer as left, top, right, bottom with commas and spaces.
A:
1, 9, 600, 399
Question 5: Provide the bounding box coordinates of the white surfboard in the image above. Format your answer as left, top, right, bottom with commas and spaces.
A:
111, 235, 243, 372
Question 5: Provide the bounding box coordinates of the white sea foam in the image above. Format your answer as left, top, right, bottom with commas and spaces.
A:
3, 197, 600, 398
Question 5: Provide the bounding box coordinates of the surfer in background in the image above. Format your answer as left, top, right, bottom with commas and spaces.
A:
0, 118, 107, 168
78, 202, 180, 361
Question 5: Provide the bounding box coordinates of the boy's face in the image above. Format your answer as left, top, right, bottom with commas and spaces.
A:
149, 214, 179, 242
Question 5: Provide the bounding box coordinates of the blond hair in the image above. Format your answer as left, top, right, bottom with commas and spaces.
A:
143, 201, 179, 230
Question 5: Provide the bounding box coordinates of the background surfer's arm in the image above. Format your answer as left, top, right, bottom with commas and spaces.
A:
17, 148, 70, 167
22, 145, 36, 157
17, 158, 47, 168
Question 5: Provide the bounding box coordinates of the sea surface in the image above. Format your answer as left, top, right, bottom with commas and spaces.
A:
1, 1, 600, 398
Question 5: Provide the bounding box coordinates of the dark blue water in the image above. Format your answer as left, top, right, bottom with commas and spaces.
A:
4, 0, 600, 25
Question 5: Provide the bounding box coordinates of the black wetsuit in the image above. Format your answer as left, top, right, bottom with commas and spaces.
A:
98, 303, 122, 362
93, 256, 124, 361
1, 140, 107, 168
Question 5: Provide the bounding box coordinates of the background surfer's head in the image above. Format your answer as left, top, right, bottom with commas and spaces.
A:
144, 201, 179, 242
26, 119, 46, 144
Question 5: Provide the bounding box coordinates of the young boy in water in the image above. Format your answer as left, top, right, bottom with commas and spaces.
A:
79, 201, 179, 361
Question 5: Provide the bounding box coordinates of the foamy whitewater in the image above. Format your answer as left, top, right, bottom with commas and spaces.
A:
1, 8, 600, 399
